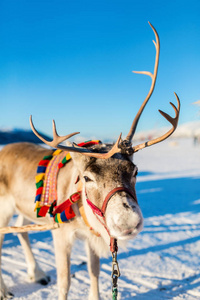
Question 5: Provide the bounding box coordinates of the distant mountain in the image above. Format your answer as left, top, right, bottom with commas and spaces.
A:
174, 120, 200, 137
0, 128, 52, 145
0, 120, 200, 145
132, 120, 200, 141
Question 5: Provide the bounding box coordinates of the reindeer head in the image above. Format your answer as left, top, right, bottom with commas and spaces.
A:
69, 144, 142, 241
30, 22, 180, 242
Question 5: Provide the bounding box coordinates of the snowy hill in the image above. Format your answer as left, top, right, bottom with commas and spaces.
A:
0, 128, 52, 145
174, 120, 200, 137
133, 120, 200, 142
1, 120, 200, 146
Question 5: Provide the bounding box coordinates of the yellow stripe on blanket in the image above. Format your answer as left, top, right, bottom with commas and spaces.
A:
35, 173, 45, 183
53, 149, 62, 156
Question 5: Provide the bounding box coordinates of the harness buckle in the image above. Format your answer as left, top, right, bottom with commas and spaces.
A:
69, 192, 81, 204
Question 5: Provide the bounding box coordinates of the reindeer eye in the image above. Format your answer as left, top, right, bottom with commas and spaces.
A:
84, 176, 92, 182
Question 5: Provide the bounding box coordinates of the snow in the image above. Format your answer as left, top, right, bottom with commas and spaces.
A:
133, 120, 200, 140
1, 137, 200, 299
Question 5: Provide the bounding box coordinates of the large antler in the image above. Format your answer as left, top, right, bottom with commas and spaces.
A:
125, 22, 160, 142
123, 22, 180, 153
30, 22, 180, 159
30, 116, 121, 159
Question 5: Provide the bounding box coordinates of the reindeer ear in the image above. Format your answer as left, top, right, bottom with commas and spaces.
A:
70, 150, 90, 172
64, 141, 83, 167
69, 151, 83, 162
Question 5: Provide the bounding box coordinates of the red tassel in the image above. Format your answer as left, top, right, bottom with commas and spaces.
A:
38, 159, 50, 167
36, 187, 43, 196
58, 162, 64, 169
38, 206, 49, 217
65, 206, 76, 219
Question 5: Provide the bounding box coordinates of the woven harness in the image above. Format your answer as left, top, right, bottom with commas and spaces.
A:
34, 140, 100, 223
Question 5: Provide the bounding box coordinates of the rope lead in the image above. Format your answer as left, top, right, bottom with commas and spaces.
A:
112, 287, 118, 300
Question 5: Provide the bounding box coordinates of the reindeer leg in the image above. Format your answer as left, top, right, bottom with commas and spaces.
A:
52, 225, 72, 300
0, 234, 14, 300
0, 196, 15, 299
85, 241, 100, 300
15, 215, 50, 285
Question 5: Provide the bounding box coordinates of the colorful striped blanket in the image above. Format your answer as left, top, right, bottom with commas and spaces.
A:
34, 140, 100, 223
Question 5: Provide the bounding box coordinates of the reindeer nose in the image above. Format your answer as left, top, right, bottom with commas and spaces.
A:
123, 200, 137, 210
123, 202, 130, 209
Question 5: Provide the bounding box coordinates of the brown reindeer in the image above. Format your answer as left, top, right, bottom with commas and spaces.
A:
0, 23, 180, 300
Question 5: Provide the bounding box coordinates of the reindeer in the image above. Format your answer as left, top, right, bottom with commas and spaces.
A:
0, 23, 180, 300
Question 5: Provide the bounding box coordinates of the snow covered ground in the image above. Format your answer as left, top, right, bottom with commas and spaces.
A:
1, 137, 200, 299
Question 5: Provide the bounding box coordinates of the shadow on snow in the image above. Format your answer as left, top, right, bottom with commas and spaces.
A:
2, 174, 200, 298
137, 175, 200, 218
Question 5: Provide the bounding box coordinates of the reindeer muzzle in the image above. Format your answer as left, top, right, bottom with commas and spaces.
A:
86, 187, 137, 220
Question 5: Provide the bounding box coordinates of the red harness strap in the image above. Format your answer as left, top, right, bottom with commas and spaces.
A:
53, 192, 81, 216
102, 187, 137, 214
51, 192, 81, 223
86, 198, 104, 217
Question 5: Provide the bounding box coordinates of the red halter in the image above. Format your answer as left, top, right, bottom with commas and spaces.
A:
86, 186, 137, 234
86, 186, 137, 285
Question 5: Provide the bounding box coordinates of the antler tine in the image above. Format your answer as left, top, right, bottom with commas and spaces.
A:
30, 116, 80, 148
30, 115, 122, 159
125, 22, 160, 143
158, 95, 180, 128
132, 93, 180, 152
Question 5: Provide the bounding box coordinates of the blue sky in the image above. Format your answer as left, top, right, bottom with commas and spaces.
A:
0, 0, 199, 141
